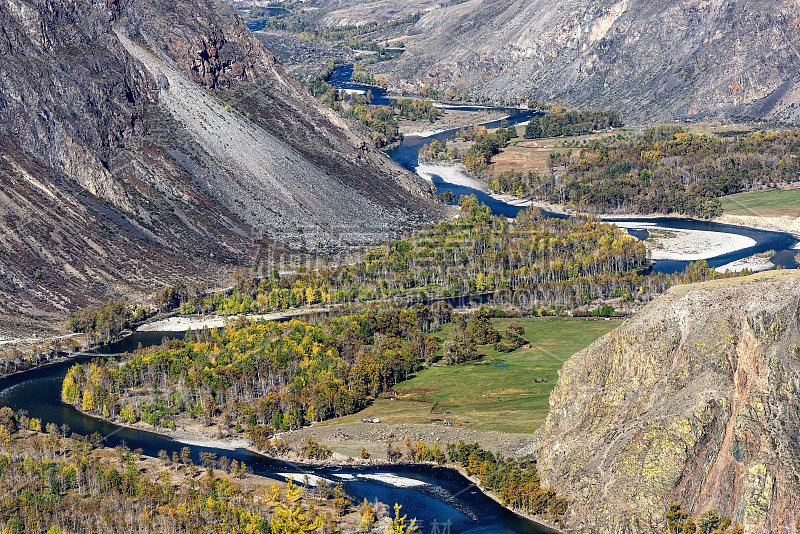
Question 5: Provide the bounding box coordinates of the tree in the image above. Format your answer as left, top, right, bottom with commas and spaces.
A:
682, 517, 696, 534
697, 510, 720, 534
438, 190, 457, 205
666, 502, 687, 534
332, 483, 349, 516
265, 479, 323, 533
466, 307, 500, 345
120, 405, 136, 424
180, 447, 192, 464
0, 408, 16, 433
524, 118, 542, 139
496, 322, 526, 352
82, 389, 95, 412
359, 499, 376, 532
386, 503, 417, 534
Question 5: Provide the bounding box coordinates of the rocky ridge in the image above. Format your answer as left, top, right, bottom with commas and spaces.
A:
533, 271, 800, 533
0, 0, 443, 330
372, 0, 800, 123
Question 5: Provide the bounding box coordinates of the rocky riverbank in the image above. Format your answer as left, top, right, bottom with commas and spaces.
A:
716, 213, 800, 240
137, 307, 331, 332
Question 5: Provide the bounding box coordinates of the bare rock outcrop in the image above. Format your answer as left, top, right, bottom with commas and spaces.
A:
375, 0, 800, 123
0, 0, 443, 328
535, 271, 800, 533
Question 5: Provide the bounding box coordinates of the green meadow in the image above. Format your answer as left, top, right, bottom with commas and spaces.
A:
328, 317, 621, 433
721, 189, 800, 218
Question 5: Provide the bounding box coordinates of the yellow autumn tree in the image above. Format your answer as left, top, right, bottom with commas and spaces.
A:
62, 371, 79, 404
359, 498, 375, 532
386, 503, 417, 534
266, 479, 323, 534
82, 389, 95, 412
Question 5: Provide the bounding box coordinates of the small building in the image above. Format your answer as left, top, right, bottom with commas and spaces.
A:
362, 418, 381, 423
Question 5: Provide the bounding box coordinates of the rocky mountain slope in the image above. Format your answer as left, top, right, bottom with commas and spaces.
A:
533, 271, 800, 533
372, 0, 800, 123
0, 0, 442, 332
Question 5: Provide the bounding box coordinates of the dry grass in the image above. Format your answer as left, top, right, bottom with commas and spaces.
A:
487, 126, 631, 177
669, 269, 799, 295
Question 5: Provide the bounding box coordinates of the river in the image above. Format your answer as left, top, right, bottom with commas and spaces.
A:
0, 333, 554, 533
326, 65, 799, 274
2, 67, 793, 534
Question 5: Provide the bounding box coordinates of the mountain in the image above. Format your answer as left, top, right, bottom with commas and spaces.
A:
0, 0, 442, 333
533, 271, 800, 533
372, 0, 800, 123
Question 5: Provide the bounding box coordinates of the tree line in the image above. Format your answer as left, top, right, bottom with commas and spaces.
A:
418, 121, 518, 174
303, 68, 443, 148
65, 199, 745, 342
61, 302, 535, 443
447, 441, 568, 526
173, 198, 652, 317
489, 127, 800, 218
0, 410, 330, 533
66, 299, 146, 344
662, 501, 742, 534
253, 6, 420, 51
524, 110, 623, 139
459, 123, 518, 175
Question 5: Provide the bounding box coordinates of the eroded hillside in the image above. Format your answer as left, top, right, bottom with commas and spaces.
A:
0, 0, 442, 332
534, 271, 800, 533
372, 0, 800, 123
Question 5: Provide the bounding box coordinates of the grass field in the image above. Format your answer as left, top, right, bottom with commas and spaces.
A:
720, 189, 800, 218
488, 122, 759, 182
326, 317, 621, 434
488, 126, 634, 177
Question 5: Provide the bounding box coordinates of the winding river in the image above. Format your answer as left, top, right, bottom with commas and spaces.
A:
0, 333, 554, 533
326, 65, 799, 274
0, 67, 567, 529
2, 67, 797, 534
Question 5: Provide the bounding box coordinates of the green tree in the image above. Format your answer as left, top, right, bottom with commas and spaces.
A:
697, 509, 720, 534
666, 502, 687, 534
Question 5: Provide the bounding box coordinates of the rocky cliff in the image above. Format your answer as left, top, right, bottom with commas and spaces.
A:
534, 271, 800, 533
374, 0, 800, 123
0, 0, 442, 331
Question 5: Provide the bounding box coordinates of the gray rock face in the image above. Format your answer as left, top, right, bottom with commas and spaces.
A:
375, 0, 800, 123
0, 0, 442, 323
534, 272, 800, 533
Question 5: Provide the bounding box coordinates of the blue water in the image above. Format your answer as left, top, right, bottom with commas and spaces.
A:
0, 335, 553, 533
604, 217, 798, 274
326, 66, 799, 274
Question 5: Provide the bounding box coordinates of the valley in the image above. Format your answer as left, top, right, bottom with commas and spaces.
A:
2, 0, 800, 532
